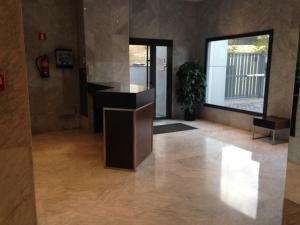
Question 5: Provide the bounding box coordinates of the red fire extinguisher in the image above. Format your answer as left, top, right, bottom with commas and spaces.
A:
35, 55, 50, 78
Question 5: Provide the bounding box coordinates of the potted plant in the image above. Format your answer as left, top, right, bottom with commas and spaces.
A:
176, 62, 206, 121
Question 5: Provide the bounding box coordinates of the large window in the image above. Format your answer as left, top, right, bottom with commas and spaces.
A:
205, 31, 273, 115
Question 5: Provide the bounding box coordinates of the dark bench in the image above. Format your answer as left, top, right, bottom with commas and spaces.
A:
252, 116, 290, 144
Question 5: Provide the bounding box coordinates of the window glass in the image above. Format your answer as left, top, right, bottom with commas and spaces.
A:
129, 45, 150, 87
206, 33, 271, 114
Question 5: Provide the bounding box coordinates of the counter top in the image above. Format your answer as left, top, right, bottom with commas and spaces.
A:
87, 81, 154, 133
99, 84, 149, 93
87, 82, 149, 94
88, 81, 154, 109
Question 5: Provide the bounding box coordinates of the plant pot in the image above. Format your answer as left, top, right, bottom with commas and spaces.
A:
184, 110, 196, 121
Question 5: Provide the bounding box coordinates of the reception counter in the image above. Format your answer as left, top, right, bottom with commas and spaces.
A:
88, 82, 155, 170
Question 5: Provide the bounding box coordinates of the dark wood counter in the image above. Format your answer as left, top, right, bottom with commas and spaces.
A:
88, 82, 155, 170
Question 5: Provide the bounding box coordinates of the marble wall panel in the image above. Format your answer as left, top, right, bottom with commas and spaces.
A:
130, 0, 200, 118
84, 0, 129, 83
0, 0, 37, 225
22, 0, 81, 133
289, 93, 300, 164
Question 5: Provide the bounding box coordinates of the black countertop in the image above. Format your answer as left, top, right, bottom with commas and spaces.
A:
87, 81, 155, 133
87, 81, 155, 110
87, 82, 149, 94
100, 84, 149, 93
87, 82, 116, 94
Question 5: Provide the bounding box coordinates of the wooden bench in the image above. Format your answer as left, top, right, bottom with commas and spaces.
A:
252, 116, 290, 144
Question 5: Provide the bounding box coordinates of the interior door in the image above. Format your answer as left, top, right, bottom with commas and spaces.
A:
155, 46, 168, 118
129, 38, 173, 119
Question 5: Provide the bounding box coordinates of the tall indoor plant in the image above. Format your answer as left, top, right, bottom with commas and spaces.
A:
176, 62, 206, 121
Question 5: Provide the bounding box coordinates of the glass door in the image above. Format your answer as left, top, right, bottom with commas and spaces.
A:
129, 39, 172, 119
155, 46, 167, 118
129, 45, 151, 88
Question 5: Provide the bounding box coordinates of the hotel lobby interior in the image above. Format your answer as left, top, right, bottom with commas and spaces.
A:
1, 0, 300, 225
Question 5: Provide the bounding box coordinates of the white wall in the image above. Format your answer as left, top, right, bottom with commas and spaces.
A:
206, 40, 228, 106
289, 89, 300, 164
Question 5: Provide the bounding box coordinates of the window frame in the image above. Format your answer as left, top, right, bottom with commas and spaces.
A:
204, 30, 274, 117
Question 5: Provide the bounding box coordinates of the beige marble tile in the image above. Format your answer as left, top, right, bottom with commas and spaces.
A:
32, 120, 288, 225
0, 147, 37, 225
129, 0, 201, 119
22, 0, 81, 133
285, 162, 300, 205
0, 1, 37, 225
288, 88, 300, 164
84, 0, 129, 84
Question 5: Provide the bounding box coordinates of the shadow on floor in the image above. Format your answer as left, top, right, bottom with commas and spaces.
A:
283, 199, 300, 225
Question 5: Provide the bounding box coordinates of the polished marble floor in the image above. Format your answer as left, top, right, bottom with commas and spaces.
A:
284, 162, 300, 225
283, 199, 300, 225
32, 120, 288, 225
285, 162, 300, 205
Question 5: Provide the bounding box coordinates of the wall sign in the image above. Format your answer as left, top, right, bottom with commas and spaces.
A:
0, 72, 6, 92
55, 49, 74, 68
38, 32, 47, 41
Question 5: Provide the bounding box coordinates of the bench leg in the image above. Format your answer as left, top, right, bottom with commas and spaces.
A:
269, 130, 272, 136
272, 130, 276, 145
252, 126, 255, 139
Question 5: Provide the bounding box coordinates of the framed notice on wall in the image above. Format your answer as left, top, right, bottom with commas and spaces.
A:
55, 49, 74, 68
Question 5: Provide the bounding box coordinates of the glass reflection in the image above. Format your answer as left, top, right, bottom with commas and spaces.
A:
221, 145, 260, 219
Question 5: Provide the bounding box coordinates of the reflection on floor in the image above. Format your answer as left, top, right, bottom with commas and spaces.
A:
220, 145, 260, 219
32, 120, 288, 225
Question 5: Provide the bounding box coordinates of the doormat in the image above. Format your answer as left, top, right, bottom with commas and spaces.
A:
153, 123, 197, 135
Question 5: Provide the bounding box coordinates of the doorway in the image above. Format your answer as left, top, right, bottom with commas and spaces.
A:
129, 38, 173, 119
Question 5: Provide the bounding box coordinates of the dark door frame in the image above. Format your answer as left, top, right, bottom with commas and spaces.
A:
291, 32, 300, 137
129, 38, 173, 119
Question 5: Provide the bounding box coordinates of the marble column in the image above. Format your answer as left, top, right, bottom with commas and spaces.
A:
0, 1, 37, 225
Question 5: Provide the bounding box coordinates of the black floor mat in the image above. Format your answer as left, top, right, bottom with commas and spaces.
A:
153, 123, 197, 135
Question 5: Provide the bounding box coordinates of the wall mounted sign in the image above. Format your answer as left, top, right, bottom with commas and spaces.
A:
0, 72, 6, 92
55, 49, 74, 68
38, 32, 47, 41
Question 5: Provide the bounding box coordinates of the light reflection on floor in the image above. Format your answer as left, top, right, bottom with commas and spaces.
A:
221, 145, 260, 219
